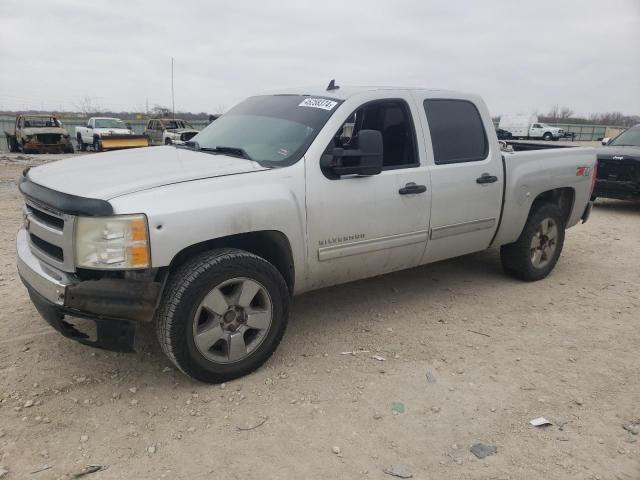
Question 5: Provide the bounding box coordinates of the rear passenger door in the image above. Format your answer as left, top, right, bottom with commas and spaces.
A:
415, 95, 503, 263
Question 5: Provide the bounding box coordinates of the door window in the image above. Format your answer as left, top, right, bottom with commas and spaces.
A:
329, 100, 418, 170
423, 99, 488, 165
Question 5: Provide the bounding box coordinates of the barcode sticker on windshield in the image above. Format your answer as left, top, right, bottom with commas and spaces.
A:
298, 98, 338, 111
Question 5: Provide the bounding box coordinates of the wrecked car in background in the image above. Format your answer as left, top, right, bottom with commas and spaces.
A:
144, 118, 199, 145
5, 114, 74, 154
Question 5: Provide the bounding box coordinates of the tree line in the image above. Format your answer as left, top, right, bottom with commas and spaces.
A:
538, 105, 639, 127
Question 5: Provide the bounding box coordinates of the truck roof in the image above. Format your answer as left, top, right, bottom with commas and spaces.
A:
264, 85, 468, 101
91, 117, 122, 120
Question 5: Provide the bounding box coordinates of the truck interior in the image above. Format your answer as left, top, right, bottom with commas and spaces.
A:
333, 100, 417, 168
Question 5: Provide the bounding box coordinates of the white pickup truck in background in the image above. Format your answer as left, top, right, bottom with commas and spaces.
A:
75, 117, 149, 151
17, 85, 596, 383
499, 114, 565, 140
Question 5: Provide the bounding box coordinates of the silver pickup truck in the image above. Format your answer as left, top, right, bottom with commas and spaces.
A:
16, 85, 596, 383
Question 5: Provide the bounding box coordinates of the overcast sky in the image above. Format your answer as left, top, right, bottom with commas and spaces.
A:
1, 0, 639, 116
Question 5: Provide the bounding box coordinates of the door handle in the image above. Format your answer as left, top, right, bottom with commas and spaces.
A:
399, 182, 427, 195
476, 173, 498, 184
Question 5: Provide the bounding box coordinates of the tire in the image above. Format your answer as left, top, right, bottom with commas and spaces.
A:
500, 203, 565, 281
77, 134, 87, 151
93, 136, 102, 152
156, 248, 289, 383
165, 137, 172, 145
543, 132, 553, 141
6, 136, 17, 152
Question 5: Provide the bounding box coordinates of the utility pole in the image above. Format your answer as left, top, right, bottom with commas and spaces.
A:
171, 57, 175, 118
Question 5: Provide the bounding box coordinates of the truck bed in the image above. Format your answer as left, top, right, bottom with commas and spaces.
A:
493, 146, 596, 247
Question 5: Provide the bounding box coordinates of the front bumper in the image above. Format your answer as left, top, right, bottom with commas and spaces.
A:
17, 228, 161, 351
594, 179, 640, 200
22, 138, 73, 153
17, 228, 71, 305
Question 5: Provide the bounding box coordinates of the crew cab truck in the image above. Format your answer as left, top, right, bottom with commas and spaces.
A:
498, 114, 565, 140
144, 118, 199, 145
5, 114, 74, 153
75, 117, 149, 152
16, 85, 596, 383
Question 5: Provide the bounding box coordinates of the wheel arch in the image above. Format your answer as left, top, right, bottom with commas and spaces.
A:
530, 187, 575, 226
167, 230, 295, 295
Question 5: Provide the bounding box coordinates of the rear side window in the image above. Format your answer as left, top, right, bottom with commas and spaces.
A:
424, 99, 488, 165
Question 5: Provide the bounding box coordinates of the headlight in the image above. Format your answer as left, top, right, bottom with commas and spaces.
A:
75, 214, 150, 269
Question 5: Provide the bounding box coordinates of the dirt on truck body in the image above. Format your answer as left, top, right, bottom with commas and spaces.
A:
5, 114, 74, 154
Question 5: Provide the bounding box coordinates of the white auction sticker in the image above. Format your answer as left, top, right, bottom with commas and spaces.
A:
298, 98, 338, 111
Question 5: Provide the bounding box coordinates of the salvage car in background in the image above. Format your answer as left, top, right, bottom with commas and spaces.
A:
144, 118, 199, 145
5, 114, 74, 153
75, 117, 149, 152
593, 125, 640, 200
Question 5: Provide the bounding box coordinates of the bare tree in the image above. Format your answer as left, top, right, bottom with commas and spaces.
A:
559, 107, 574, 120
151, 105, 172, 117
76, 96, 102, 117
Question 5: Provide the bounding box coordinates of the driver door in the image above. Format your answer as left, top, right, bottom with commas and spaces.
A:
304, 93, 431, 290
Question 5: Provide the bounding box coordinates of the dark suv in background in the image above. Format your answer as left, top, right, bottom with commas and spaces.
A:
594, 125, 640, 200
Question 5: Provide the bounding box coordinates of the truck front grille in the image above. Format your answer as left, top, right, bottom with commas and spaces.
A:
29, 233, 64, 262
36, 133, 62, 144
24, 200, 76, 272
597, 160, 639, 182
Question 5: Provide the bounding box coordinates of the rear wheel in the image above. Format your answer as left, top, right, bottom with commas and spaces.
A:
156, 248, 289, 383
501, 203, 565, 281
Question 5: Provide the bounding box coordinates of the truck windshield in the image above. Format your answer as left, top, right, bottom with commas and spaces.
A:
95, 119, 126, 128
190, 95, 342, 167
163, 120, 191, 129
609, 126, 640, 147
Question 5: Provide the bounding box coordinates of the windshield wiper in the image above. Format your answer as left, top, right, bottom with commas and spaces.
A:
200, 146, 253, 160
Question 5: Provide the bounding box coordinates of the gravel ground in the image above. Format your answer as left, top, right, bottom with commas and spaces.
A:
0, 152, 638, 480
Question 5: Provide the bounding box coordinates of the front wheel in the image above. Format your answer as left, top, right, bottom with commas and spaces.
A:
165, 137, 172, 145
156, 248, 289, 383
6, 136, 18, 152
93, 137, 102, 152
543, 132, 553, 141
77, 134, 87, 151
501, 203, 565, 281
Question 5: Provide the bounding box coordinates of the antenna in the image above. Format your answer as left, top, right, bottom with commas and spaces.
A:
326, 79, 339, 91
171, 57, 175, 118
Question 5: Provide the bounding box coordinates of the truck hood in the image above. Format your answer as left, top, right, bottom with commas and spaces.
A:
27, 146, 269, 200
22, 127, 69, 136
596, 145, 640, 161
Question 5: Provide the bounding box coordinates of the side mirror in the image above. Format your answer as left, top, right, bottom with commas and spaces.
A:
87, 124, 92, 129
321, 129, 383, 177
601, 137, 610, 146
126, 123, 132, 130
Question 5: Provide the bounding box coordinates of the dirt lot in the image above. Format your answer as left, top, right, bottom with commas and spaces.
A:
0, 152, 638, 480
